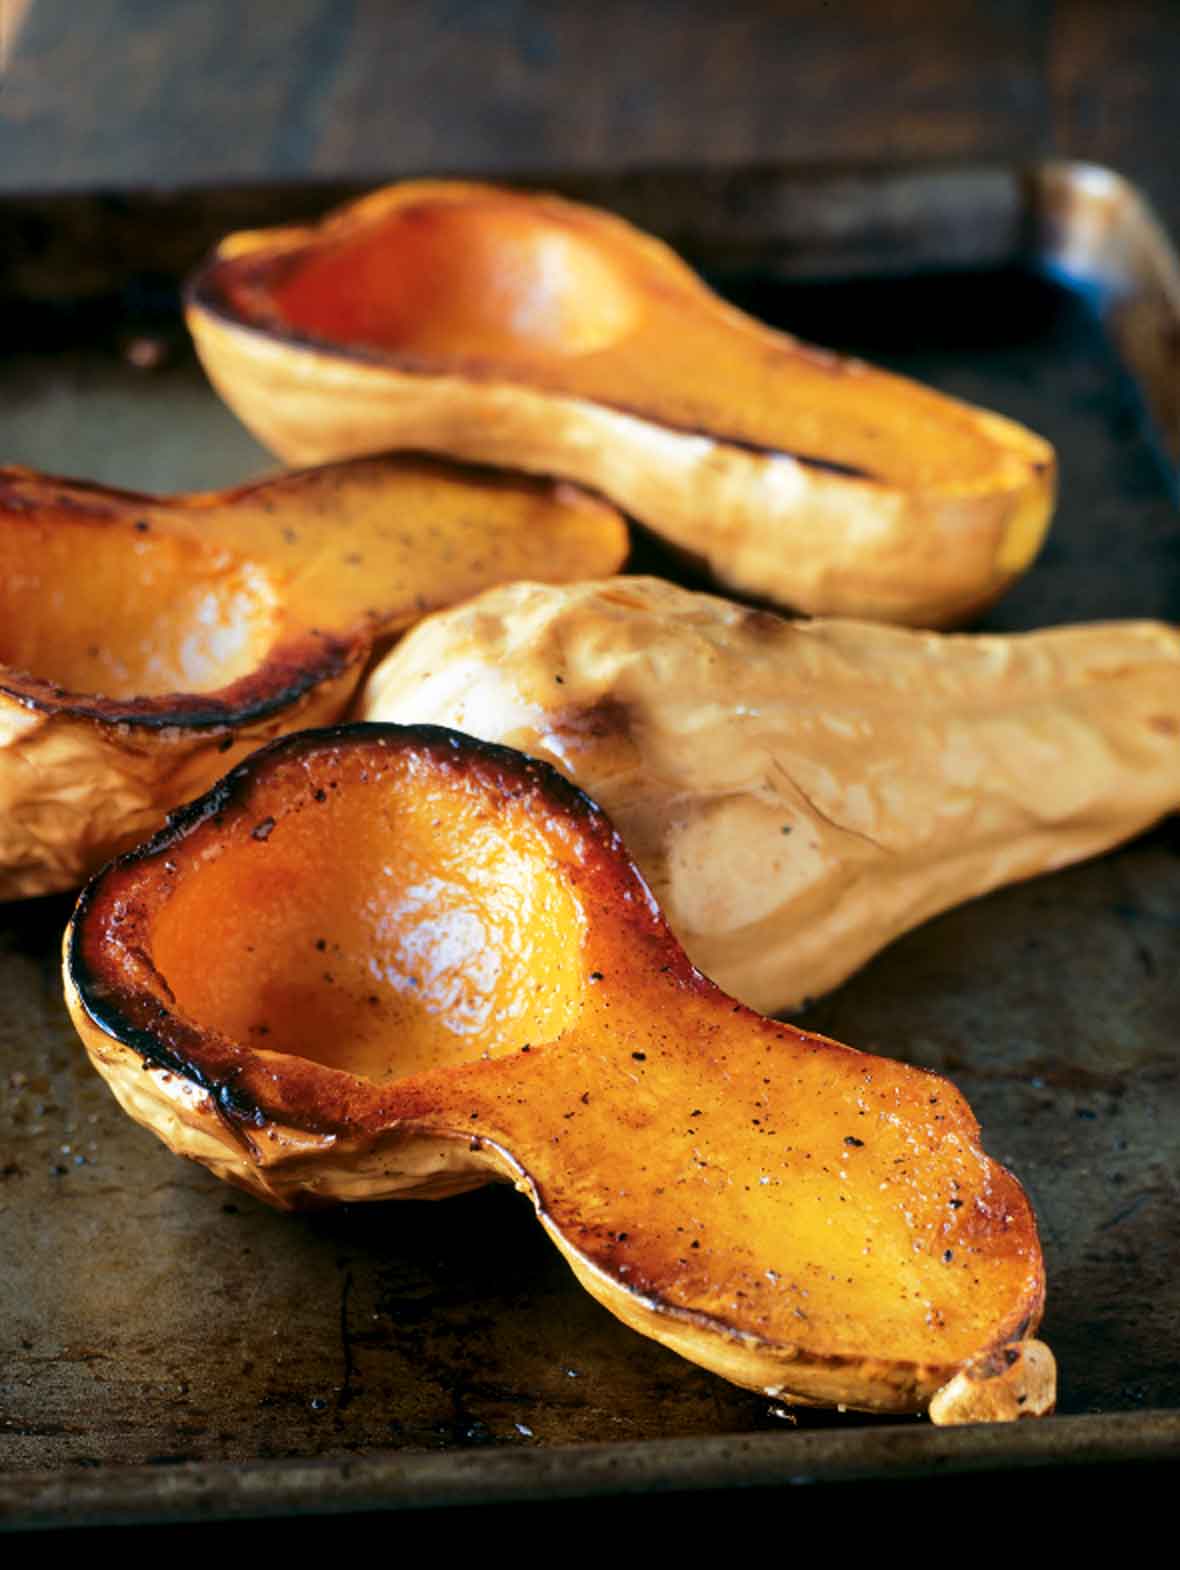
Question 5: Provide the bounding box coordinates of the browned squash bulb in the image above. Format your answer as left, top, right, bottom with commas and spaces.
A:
0, 457, 625, 899
362, 576, 1180, 1015
64, 724, 1054, 1423
185, 180, 1056, 628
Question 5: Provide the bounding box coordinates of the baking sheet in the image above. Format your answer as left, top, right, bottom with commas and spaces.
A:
2, 162, 1180, 1523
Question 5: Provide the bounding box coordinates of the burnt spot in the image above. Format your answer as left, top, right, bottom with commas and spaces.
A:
53, 489, 122, 520
740, 606, 788, 640
217, 1078, 267, 1129
551, 697, 634, 749
0, 474, 38, 512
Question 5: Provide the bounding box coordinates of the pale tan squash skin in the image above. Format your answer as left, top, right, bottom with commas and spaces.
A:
0, 673, 355, 901
186, 180, 1056, 628
0, 457, 626, 899
362, 577, 1180, 1015
64, 726, 1053, 1423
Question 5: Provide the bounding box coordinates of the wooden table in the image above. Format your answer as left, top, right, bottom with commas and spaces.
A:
2, 1, 1177, 230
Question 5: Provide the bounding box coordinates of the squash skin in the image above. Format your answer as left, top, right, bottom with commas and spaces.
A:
362, 577, 1180, 1015
64, 724, 1053, 1422
185, 180, 1056, 628
0, 457, 626, 898
0, 651, 357, 903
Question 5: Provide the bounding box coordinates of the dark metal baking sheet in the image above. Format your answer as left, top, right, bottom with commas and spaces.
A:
2, 161, 1180, 1526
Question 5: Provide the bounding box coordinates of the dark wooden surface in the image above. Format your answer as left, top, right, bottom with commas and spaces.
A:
1, 1, 1178, 229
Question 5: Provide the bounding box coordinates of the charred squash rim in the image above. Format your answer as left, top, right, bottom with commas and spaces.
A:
0, 632, 362, 731
0, 450, 600, 516
0, 458, 354, 731
66, 722, 690, 1140
0, 451, 611, 730
66, 723, 1045, 1390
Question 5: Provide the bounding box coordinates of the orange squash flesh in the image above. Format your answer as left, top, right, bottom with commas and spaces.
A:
187, 180, 1056, 626
65, 725, 1053, 1422
0, 456, 626, 898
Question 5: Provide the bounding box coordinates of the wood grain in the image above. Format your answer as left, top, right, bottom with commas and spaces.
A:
0, 0, 1175, 234
1, 2, 1050, 179
1050, 0, 1180, 226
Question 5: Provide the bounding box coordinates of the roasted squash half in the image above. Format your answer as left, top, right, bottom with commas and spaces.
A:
362, 577, 1180, 1015
65, 724, 1053, 1423
0, 457, 625, 899
186, 179, 1056, 627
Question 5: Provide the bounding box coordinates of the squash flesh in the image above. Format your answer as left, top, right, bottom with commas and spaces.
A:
188, 180, 1056, 625
0, 513, 282, 697
218, 186, 1035, 492
263, 198, 641, 361
149, 758, 586, 1081
65, 725, 1051, 1420
0, 457, 626, 898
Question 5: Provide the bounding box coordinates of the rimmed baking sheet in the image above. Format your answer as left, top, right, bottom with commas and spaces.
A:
2, 161, 1179, 1525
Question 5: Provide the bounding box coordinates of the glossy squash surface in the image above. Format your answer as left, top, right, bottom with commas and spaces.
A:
186, 180, 1056, 626
65, 724, 1053, 1422
0, 456, 626, 897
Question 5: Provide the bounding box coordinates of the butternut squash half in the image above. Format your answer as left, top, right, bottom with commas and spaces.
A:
64, 724, 1053, 1422
186, 180, 1055, 627
0, 457, 625, 899
362, 577, 1180, 1015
